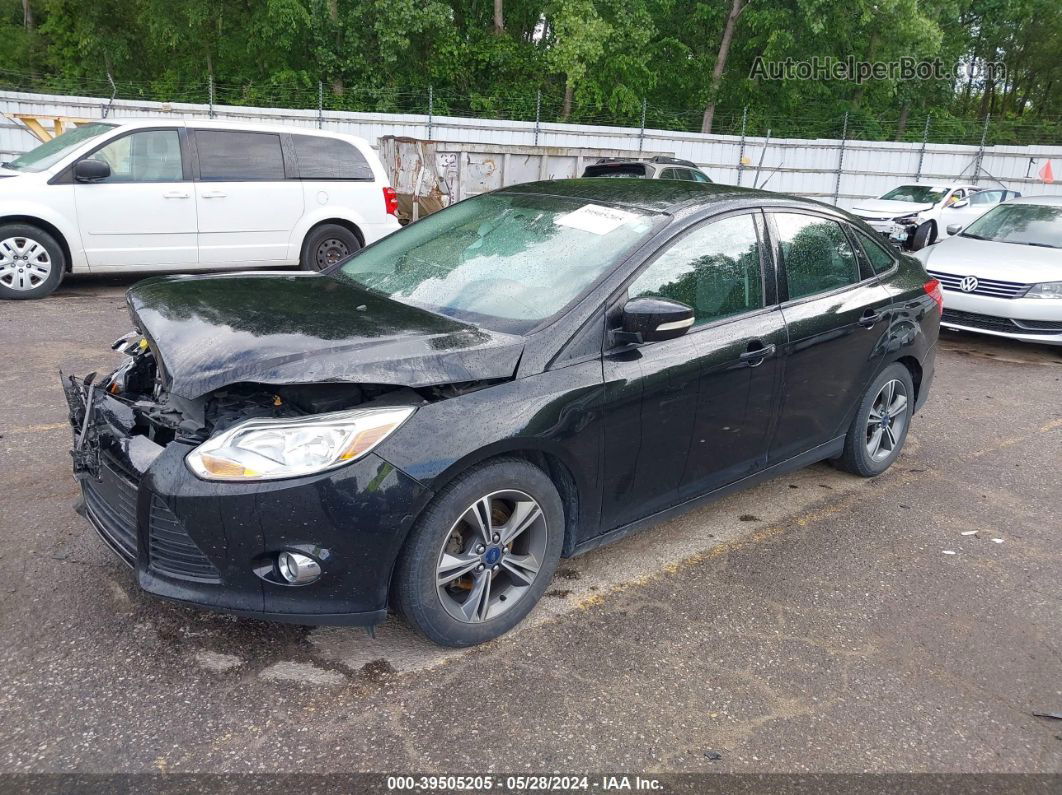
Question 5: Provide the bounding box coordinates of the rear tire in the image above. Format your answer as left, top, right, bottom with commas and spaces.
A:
299, 223, 361, 272
393, 458, 564, 647
834, 363, 915, 478
0, 223, 64, 299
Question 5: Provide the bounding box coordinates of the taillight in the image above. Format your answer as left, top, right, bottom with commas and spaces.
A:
924, 278, 943, 312
382, 186, 398, 216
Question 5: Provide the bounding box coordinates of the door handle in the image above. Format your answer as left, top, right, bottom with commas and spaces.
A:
739, 342, 776, 366
162, 191, 189, 199
859, 309, 883, 328
200, 191, 227, 199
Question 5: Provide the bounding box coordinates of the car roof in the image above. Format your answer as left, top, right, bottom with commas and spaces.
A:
590, 156, 702, 169
1003, 194, 1062, 206
101, 118, 371, 147
497, 178, 825, 214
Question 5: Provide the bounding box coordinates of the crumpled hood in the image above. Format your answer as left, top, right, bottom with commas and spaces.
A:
851, 199, 934, 218
127, 272, 525, 399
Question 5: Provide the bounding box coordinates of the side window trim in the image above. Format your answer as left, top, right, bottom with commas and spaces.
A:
766, 209, 879, 305
622, 208, 770, 333
52, 126, 188, 184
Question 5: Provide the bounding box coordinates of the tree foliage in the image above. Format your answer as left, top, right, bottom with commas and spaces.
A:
0, 0, 1057, 142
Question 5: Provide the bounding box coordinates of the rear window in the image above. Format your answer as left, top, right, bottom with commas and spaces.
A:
196, 130, 286, 180
583, 164, 647, 178
292, 134, 373, 180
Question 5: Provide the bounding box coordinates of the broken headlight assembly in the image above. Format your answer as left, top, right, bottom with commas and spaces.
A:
186, 406, 415, 481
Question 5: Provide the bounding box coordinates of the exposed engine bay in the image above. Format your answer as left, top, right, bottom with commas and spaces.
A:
91, 331, 504, 449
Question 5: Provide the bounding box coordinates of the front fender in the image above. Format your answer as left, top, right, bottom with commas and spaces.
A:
0, 197, 86, 269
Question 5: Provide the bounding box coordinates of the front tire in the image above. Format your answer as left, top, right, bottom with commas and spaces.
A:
393, 458, 564, 647
834, 363, 915, 477
0, 224, 64, 299
909, 221, 935, 251
299, 223, 361, 271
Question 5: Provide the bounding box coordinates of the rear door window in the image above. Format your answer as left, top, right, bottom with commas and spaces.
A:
292, 134, 373, 180
773, 213, 862, 300
853, 229, 896, 274
196, 130, 285, 181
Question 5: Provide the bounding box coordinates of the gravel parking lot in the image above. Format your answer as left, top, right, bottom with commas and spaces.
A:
1, 273, 1060, 774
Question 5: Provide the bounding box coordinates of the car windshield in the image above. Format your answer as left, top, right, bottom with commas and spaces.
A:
960, 203, 1062, 248
879, 185, 949, 204
336, 192, 661, 333
3, 122, 116, 173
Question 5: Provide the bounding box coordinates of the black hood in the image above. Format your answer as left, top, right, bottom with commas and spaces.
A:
126, 272, 525, 399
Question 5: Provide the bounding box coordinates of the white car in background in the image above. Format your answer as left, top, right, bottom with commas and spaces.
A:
851, 183, 986, 250
0, 119, 401, 299
914, 195, 1062, 346
943, 187, 1023, 231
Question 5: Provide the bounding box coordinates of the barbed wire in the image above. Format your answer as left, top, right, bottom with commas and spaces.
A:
0, 67, 1058, 148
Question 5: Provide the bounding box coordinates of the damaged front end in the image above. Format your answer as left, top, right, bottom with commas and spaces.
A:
59, 332, 476, 626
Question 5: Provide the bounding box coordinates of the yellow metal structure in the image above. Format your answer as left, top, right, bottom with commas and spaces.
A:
6, 114, 95, 143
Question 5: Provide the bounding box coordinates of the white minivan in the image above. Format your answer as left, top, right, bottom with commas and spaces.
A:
0, 119, 402, 299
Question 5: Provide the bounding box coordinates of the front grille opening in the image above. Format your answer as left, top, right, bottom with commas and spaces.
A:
942, 309, 1062, 335
148, 496, 221, 583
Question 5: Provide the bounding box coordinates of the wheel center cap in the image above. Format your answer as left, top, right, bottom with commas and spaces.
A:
483, 546, 502, 566
882, 415, 890, 429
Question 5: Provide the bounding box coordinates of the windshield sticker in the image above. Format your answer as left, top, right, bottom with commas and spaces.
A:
555, 204, 641, 235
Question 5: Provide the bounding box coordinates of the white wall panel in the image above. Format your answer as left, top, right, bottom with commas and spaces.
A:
2, 89, 1060, 206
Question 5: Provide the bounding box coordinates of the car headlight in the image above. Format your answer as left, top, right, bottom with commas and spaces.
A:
892, 214, 919, 224
1024, 281, 1062, 299
186, 406, 415, 481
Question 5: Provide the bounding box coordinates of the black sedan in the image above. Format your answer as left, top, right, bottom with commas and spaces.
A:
63, 179, 940, 647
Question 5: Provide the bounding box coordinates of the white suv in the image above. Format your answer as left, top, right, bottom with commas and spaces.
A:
0, 119, 401, 299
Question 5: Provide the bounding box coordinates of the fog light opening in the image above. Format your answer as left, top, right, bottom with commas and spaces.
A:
276, 551, 322, 585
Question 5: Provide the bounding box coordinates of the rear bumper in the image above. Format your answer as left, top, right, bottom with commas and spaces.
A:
63, 374, 432, 626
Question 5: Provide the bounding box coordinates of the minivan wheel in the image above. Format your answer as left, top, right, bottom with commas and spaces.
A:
0, 224, 65, 299
834, 363, 915, 477
300, 223, 361, 271
393, 458, 564, 647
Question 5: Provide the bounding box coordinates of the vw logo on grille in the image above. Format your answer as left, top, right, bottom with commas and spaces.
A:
959, 275, 979, 293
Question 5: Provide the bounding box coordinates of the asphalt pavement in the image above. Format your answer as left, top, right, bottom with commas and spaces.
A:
0, 272, 1059, 775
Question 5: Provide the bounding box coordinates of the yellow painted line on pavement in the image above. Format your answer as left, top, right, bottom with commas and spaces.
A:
4, 422, 68, 435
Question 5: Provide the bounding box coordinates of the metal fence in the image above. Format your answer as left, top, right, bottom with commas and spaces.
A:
2, 88, 1060, 208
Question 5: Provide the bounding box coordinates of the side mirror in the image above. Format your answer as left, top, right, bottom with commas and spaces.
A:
617, 297, 694, 344
946, 224, 963, 236
948, 199, 969, 209
74, 159, 111, 183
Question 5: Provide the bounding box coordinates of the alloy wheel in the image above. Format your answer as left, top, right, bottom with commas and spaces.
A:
436, 490, 548, 624
0, 236, 52, 291
866, 379, 908, 462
